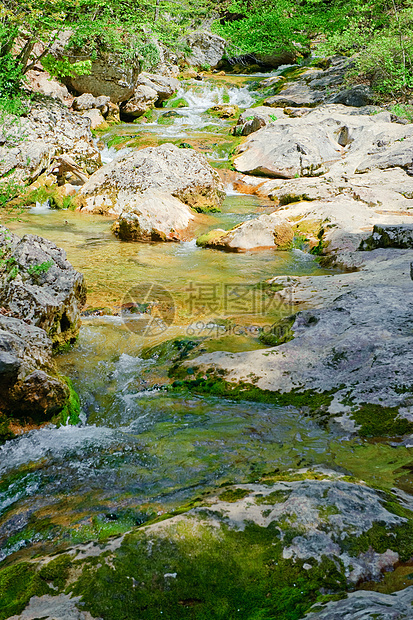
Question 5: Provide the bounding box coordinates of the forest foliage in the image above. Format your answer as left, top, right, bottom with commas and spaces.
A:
0, 0, 413, 103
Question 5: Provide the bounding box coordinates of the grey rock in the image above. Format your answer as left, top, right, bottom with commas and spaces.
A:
185, 31, 226, 68
63, 53, 139, 103
304, 587, 413, 619
196, 214, 294, 251
0, 316, 69, 419
361, 224, 413, 250
329, 84, 374, 107
77, 143, 225, 216
121, 84, 158, 117
233, 106, 286, 136
183, 286, 413, 412
136, 72, 180, 105
26, 69, 70, 102
0, 100, 100, 185
234, 121, 342, 177
356, 138, 413, 174
112, 190, 197, 242
7, 593, 100, 620
72, 93, 97, 111
0, 226, 86, 347
265, 81, 326, 108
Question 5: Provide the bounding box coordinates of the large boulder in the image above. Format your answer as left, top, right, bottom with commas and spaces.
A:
197, 214, 294, 251
233, 105, 413, 178
76, 143, 225, 216
26, 69, 70, 102
112, 190, 197, 242
234, 121, 342, 178
180, 285, 413, 416
121, 84, 158, 117
0, 99, 100, 186
0, 227, 86, 349
63, 53, 139, 103
136, 72, 180, 105
9, 474, 413, 618
0, 316, 69, 422
185, 31, 226, 68
0, 226, 85, 426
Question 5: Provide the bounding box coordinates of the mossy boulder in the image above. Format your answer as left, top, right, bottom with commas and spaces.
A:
5, 475, 413, 620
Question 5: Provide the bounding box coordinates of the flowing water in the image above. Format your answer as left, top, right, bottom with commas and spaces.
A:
1, 72, 354, 563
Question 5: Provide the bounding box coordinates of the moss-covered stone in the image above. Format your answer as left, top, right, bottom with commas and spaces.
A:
170, 374, 335, 416
259, 315, 296, 347
352, 403, 413, 438
70, 519, 346, 620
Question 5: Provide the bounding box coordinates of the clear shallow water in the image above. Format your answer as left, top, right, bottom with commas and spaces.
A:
1, 72, 344, 563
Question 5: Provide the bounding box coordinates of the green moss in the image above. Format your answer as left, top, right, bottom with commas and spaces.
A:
168, 97, 187, 109
141, 337, 202, 365
58, 377, 81, 426
0, 554, 73, 619
70, 519, 346, 620
255, 490, 291, 505
196, 229, 227, 247
352, 404, 413, 438
0, 414, 14, 444
340, 520, 413, 563
38, 554, 72, 590
219, 488, 249, 502
331, 441, 413, 491
170, 375, 334, 416
258, 315, 295, 347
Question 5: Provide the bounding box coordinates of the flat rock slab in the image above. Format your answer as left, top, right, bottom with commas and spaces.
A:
234, 105, 413, 179
304, 586, 413, 619
182, 285, 413, 413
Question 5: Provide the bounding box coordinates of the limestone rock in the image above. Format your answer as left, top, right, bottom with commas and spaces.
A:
0, 99, 100, 186
304, 587, 413, 619
121, 84, 158, 117
182, 286, 413, 413
112, 190, 196, 242
81, 108, 107, 129
136, 73, 180, 105
63, 53, 139, 103
185, 31, 226, 68
26, 69, 70, 102
361, 224, 413, 250
0, 316, 69, 420
233, 104, 413, 179
234, 121, 342, 178
0, 227, 86, 348
72, 93, 97, 111
233, 106, 286, 136
197, 214, 294, 251
77, 143, 225, 216
329, 84, 374, 107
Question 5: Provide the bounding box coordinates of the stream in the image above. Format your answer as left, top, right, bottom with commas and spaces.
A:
1, 71, 352, 564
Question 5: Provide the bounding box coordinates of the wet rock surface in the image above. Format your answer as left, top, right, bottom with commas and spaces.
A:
6, 475, 413, 619
304, 587, 413, 619
182, 284, 413, 418
197, 213, 294, 251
